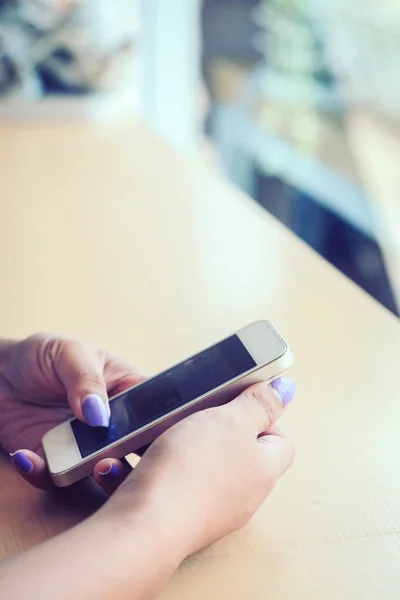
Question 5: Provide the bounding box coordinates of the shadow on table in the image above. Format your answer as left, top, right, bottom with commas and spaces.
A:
39, 476, 107, 521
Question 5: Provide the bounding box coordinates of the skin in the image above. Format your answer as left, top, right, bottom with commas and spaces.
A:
0, 334, 295, 600
0, 334, 145, 487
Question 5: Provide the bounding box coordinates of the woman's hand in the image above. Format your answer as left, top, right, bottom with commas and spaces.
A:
96, 377, 296, 556
0, 362, 296, 600
0, 333, 145, 488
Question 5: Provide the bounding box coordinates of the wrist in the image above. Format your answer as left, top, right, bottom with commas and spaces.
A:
74, 492, 188, 599
3, 493, 186, 600
100, 484, 192, 566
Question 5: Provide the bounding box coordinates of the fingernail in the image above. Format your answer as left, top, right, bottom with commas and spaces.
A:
99, 463, 120, 480
10, 450, 34, 473
271, 377, 296, 406
82, 395, 110, 427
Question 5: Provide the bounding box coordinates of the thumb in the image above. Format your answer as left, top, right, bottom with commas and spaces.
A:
53, 340, 110, 427
225, 377, 296, 435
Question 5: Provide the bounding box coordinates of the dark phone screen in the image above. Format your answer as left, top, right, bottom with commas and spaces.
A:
71, 335, 256, 458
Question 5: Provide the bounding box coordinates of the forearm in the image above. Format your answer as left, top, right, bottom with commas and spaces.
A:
0, 496, 185, 600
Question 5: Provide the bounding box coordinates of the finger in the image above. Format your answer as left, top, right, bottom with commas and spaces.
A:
10, 449, 54, 490
104, 352, 148, 379
106, 367, 148, 397
93, 458, 131, 495
225, 377, 296, 435
52, 340, 110, 427
103, 355, 148, 397
257, 433, 295, 480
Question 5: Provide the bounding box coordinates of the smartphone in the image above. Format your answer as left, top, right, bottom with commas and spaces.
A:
42, 320, 294, 487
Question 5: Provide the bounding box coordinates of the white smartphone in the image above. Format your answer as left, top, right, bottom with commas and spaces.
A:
42, 320, 294, 487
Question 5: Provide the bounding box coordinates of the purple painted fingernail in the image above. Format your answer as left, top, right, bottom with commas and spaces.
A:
82, 395, 109, 427
271, 377, 296, 406
10, 451, 34, 473
98, 464, 120, 480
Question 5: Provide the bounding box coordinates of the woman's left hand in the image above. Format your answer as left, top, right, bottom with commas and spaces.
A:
0, 333, 145, 489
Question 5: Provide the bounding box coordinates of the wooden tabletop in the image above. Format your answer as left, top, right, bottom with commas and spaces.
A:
1, 121, 400, 599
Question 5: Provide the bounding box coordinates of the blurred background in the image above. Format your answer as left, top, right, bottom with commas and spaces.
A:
1, 0, 399, 315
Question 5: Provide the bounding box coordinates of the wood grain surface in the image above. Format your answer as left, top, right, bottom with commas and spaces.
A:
0, 121, 399, 598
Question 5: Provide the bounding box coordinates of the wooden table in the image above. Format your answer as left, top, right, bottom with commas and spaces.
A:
1, 121, 400, 599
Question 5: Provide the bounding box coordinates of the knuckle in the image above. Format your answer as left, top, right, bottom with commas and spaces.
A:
48, 336, 73, 362
26, 332, 52, 344
78, 370, 104, 388
24, 332, 55, 358
21, 333, 58, 371
242, 388, 274, 421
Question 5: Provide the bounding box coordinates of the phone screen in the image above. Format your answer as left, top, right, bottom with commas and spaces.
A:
71, 334, 256, 458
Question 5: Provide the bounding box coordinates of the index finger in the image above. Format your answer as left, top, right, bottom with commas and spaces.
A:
52, 340, 110, 426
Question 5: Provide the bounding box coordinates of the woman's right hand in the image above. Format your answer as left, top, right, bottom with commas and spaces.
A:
0, 378, 296, 600
95, 378, 296, 557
